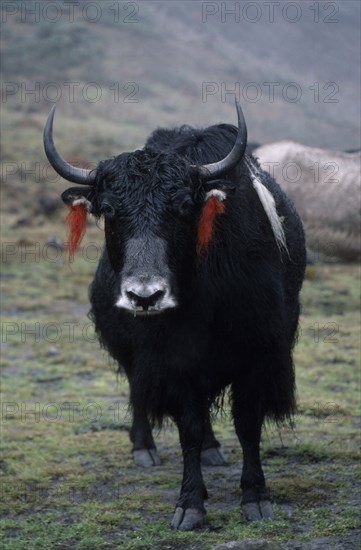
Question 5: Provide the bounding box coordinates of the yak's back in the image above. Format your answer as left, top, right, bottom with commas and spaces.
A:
145, 123, 238, 165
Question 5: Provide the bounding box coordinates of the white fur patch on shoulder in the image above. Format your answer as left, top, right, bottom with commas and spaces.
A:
205, 189, 227, 202
246, 158, 288, 254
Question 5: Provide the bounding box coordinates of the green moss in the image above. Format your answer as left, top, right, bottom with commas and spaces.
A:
302, 506, 361, 536
305, 265, 318, 280
269, 473, 332, 505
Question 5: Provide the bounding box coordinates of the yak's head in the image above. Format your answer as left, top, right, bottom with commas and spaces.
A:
43, 101, 247, 316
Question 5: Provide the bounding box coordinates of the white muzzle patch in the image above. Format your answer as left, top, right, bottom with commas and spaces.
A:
115, 276, 177, 316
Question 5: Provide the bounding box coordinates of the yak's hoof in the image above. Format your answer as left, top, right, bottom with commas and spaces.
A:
201, 447, 226, 466
171, 507, 205, 530
242, 500, 274, 521
133, 448, 161, 467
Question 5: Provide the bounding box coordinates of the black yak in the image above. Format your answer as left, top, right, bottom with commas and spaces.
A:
44, 101, 306, 530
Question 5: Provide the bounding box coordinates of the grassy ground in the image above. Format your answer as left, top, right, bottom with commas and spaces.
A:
0, 214, 360, 549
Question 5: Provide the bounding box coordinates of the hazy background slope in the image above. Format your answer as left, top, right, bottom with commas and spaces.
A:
0, 0, 360, 213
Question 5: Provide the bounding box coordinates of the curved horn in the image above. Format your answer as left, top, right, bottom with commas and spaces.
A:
196, 99, 247, 180
43, 105, 96, 185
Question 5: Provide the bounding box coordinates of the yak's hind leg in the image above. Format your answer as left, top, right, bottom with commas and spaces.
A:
130, 407, 161, 467
201, 410, 227, 466
131, 399, 224, 468
232, 384, 273, 521
122, 362, 160, 467
132, 409, 225, 468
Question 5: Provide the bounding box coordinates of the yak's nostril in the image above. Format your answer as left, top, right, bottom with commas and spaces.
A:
126, 289, 165, 310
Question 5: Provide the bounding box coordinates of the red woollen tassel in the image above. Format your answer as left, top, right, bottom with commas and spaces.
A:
196, 194, 225, 256
65, 203, 88, 262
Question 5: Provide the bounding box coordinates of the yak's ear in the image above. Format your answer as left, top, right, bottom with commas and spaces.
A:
61, 186, 94, 262
203, 180, 236, 196
61, 186, 94, 207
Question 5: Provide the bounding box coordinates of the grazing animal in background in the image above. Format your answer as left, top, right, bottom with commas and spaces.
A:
254, 141, 361, 262
44, 101, 306, 531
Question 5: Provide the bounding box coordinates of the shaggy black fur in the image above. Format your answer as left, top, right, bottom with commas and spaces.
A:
62, 121, 306, 530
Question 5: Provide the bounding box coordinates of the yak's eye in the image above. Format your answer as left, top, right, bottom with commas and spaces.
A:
178, 196, 194, 216
101, 202, 115, 218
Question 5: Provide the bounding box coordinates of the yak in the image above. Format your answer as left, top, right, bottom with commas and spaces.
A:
254, 141, 361, 262
43, 101, 306, 531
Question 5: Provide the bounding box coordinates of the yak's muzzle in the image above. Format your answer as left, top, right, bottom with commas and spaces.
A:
114, 237, 177, 316
116, 275, 177, 315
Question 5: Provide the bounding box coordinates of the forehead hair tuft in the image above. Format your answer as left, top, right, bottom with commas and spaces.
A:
95, 149, 194, 194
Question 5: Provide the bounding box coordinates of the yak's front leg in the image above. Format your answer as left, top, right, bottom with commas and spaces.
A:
232, 388, 273, 521
171, 406, 207, 530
